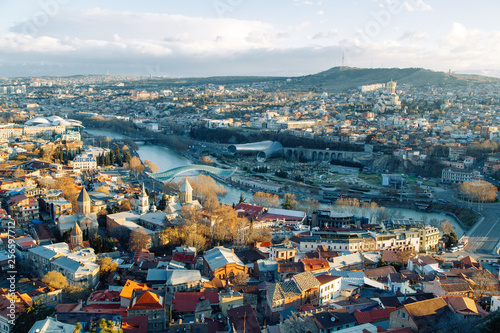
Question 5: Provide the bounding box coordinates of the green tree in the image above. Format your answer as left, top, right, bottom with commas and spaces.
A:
15, 301, 55, 333
238, 192, 246, 204
158, 194, 167, 211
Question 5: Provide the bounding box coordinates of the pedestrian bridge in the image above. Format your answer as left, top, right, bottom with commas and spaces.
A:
148, 164, 238, 181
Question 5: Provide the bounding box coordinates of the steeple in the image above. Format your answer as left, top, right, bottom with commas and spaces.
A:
77, 186, 91, 215
70, 223, 83, 247
179, 179, 193, 204
137, 183, 149, 214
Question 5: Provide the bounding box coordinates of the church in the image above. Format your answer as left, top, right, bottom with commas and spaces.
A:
163, 178, 202, 221
58, 186, 98, 238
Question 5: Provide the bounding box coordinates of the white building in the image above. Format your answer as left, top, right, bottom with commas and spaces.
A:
441, 168, 483, 183
50, 255, 99, 288
72, 153, 97, 171
317, 274, 342, 304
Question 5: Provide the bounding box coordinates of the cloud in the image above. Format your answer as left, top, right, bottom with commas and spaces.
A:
398, 31, 428, 41
7, 8, 277, 56
312, 29, 339, 40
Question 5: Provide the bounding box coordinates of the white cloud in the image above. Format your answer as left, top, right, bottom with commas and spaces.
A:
312, 29, 339, 40
398, 31, 428, 41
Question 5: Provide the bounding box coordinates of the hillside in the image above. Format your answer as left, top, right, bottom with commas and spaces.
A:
284, 67, 500, 93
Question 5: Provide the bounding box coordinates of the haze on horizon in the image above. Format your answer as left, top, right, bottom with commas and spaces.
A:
0, 0, 499, 78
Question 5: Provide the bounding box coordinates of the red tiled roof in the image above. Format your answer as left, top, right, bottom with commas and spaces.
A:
79, 304, 128, 317
172, 253, 197, 264
172, 292, 219, 313
354, 308, 391, 324
302, 258, 329, 271
234, 203, 266, 219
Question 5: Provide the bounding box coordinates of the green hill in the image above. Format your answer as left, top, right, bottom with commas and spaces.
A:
285, 67, 500, 93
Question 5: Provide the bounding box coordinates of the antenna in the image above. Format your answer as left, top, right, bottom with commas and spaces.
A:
342, 52, 345, 67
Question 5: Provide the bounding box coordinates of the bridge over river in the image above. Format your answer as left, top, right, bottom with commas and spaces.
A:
148, 164, 238, 181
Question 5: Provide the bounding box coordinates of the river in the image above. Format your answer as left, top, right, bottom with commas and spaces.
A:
84, 128, 250, 205
84, 128, 464, 235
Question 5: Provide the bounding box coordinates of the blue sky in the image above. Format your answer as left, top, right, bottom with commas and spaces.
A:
0, 0, 499, 77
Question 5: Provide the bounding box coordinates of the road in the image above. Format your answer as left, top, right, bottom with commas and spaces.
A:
435, 187, 500, 255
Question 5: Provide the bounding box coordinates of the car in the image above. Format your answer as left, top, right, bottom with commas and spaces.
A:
491, 262, 499, 267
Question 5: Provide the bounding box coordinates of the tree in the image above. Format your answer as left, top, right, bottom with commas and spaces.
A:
252, 191, 280, 208
42, 271, 68, 290
335, 197, 360, 215
128, 227, 150, 250
280, 312, 318, 333
182, 175, 227, 203
15, 301, 55, 333
13, 167, 26, 178
232, 272, 250, 285
144, 160, 159, 173
55, 176, 79, 213
298, 197, 320, 215
95, 186, 110, 194
163, 181, 180, 194
472, 270, 498, 299
128, 156, 143, 177
238, 192, 246, 204
65, 286, 91, 302
158, 193, 168, 210
99, 257, 118, 282
377, 259, 388, 267
198, 155, 214, 165
119, 199, 134, 212
440, 220, 455, 235
282, 193, 298, 210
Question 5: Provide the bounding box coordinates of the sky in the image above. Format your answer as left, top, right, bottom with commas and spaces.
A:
0, 0, 499, 78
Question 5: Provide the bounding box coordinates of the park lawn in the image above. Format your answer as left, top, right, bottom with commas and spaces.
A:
359, 173, 382, 186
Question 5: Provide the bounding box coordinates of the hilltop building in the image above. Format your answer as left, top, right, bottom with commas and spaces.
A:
374, 80, 401, 113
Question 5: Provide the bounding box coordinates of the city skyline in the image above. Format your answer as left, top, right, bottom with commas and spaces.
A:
0, 0, 499, 78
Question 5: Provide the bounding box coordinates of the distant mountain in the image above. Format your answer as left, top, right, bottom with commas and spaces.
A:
285, 67, 500, 93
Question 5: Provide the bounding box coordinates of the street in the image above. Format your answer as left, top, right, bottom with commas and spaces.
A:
435, 186, 500, 255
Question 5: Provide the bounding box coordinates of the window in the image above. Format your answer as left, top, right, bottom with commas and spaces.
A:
402, 312, 405, 319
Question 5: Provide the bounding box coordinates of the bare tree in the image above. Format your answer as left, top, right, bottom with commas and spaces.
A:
440, 220, 455, 235
472, 270, 498, 299
252, 191, 281, 208
144, 160, 159, 173
198, 156, 214, 165
128, 227, 150, 250
232, 272, 250, 286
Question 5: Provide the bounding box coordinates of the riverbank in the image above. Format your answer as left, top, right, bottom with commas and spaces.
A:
83, 127, 468, 233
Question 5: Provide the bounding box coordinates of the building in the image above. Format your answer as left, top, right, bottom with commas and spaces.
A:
202, 246, 247, 279
449, 146, 467, 161
128, 290, 169, 332
72, 153, 97, 171
137, 183, 149, 215
389, 297, 457, 332
50, 255, 99, 288
269, 244, 298, 263
441, 168, 483, 183
266, 271, 320, 319
311, 210, 357, 229
418, 226, 440, 251
374, 81, 401, 113
28, 317, 75, 333
316, 274, 342, 304
58, 187, 98, 236
7, 194, 39, 227
146, 269, 202, 293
